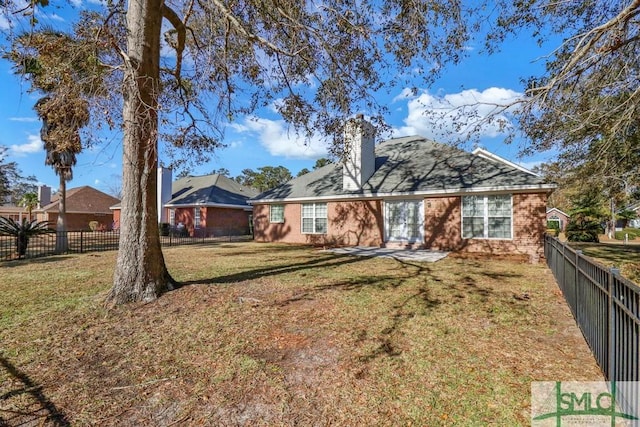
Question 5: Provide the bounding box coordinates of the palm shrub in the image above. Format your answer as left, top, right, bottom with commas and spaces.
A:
0, 216, 51, 258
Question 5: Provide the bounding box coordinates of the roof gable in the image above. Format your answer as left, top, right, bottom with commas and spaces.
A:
167, 174, 259, 206
38, 186, 120, 213
253, 136, 553, 202
546, 207, 570, 217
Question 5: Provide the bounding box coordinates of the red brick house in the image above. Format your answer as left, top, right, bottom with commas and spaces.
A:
34, 185, 120, 231
251, 116, 556, 262
546, 208, 570, 231
112, 171, 258, 237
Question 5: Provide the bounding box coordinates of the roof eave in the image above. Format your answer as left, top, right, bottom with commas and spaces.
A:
249, 183, 557, 204
164, 202, 252, 210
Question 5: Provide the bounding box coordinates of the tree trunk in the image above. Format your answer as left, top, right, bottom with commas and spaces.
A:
55, 175, 68, 254
108, 0, 175, 304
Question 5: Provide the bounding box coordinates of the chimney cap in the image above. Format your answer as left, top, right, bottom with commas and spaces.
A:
355, 113, 365, 120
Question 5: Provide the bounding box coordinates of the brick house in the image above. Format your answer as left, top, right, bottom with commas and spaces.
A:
251, 116, 556, 262
546, 208, 570, 231
34, 185, 120, 231
112, 170, 258, 237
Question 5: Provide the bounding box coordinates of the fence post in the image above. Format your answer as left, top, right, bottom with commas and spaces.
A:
560, 240, 566, 287
575, 248, 580, 289
80, 231, 84, 253
608, 267, 619, 381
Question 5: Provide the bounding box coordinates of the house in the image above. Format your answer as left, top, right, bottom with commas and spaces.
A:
251, 116, 556, 262
111, 170, 258, 237
34, 185, 120, 231
546, 208, 570, 231
621, 202, 640, 229
0, 205, 27, 222
0, 186, 50, 222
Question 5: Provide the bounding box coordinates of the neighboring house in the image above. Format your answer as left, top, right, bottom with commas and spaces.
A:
0, 186, 50, 222
622, 202, 640, 229
34, 185, 120, 231
0, 205, 26, 221
111, 170, 258, 237
546, 208, 570, 231
251, 116, 556, 262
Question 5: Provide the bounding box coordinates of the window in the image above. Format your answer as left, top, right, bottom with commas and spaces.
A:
270, 204, 284, 223
169, 209, 175, 226
194, 207, 201, 229
301, 203, 327, 234
462, 195, 512, 239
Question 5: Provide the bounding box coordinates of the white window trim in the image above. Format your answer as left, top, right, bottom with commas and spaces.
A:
384, 199, 425, 243
194, 207, 201, 229
169, 209, 175, 226
301, 202, 328, 234
269, 204, 285, 223
461, 195, 513, 240
547, 216, 561, 229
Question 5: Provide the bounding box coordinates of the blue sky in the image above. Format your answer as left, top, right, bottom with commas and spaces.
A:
0, 3, 559, 197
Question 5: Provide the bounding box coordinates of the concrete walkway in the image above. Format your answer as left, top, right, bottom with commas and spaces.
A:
323, 246, 449, 262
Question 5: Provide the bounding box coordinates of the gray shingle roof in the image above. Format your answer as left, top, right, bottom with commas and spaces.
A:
167, 174, 259, 207
252, 136, 553, 202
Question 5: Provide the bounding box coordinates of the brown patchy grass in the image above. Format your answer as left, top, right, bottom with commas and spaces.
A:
0, 242, 602, 426
569, 240, 640, 284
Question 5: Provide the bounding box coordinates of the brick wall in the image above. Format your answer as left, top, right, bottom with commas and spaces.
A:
253, 203, 301, 243
254, 200, 383, 246
205, 207, 252, 236
253, 193, 548, 261
37, 212, 115, 231
423, 193, 548, 262
546, 210, 570, 231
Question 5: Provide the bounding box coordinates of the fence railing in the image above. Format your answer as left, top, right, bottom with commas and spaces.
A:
0, 228, 252, 261
544, 235, 639, 411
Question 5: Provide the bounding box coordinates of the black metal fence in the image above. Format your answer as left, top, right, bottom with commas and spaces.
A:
0, 228, 252, 261
545, 235, 639, 409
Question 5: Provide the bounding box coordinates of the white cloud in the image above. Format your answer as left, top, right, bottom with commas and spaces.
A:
10, 134, 43, 156
94, 179, 101, 185
69, 0, 83, 6
392, 87, 416, 103
227, 122, 249, 133
517, 160, 543, 172
0, 15, 10, 31
9, 117, 38, 123
242, 117, 329, 159
392, 87, 522, 142
47, 13, 65, 22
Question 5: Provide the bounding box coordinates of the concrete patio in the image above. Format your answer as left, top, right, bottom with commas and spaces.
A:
323, 246, 449, 262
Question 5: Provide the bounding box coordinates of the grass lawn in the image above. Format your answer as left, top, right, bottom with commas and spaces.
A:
568, 237, 640, 284
0, 243, 601, 426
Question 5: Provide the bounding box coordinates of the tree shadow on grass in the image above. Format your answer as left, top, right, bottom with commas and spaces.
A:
178, 252, 365, 286
0, 355, 69, 426
0, 256, 74, 268
275, 257, 445, 363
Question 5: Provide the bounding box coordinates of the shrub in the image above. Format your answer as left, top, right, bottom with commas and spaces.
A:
546, 220, 560, 230
614, 228, 640, 241
566, 214, 601, 243
0, 217, 51, 258
159, 222, 170, 236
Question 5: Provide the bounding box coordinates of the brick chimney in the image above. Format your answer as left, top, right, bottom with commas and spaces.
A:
157, 167, 173, 223
342, 114, 376, 191
37, 185, 51, 208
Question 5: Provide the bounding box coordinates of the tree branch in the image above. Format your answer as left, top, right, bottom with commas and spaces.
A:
161, 3, 186, 82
